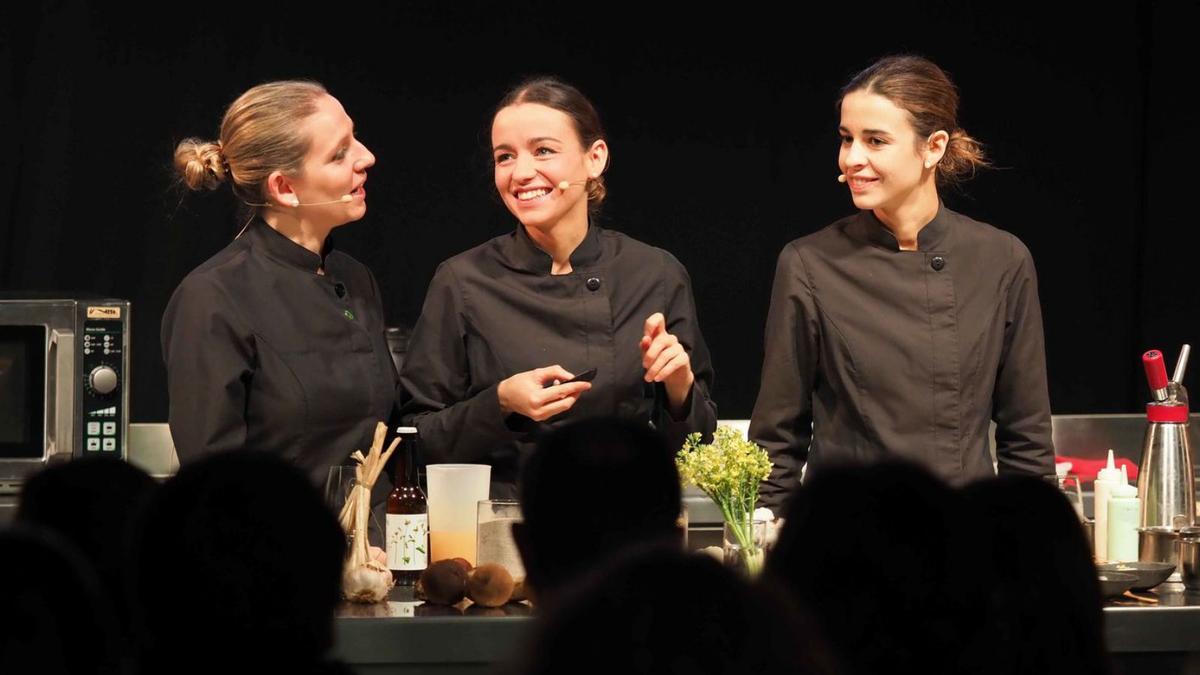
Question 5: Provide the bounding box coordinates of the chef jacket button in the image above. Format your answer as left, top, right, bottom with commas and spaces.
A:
586, 277, 602, 291
930, 256, 946, 271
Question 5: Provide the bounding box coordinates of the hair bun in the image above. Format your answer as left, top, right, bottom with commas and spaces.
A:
173, 138, 227, 191
938, 128, 988, 185
585, 176, 607, 207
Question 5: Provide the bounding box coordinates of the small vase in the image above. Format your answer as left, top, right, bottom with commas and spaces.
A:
723, 518, 766, 576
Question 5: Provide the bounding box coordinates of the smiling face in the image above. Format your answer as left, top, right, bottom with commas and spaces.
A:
838, 90, 939, 213
284, 94, 375, 229
491, 102, 607, 233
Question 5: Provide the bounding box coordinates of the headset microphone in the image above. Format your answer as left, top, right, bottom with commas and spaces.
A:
243, 194, 354, 208
292, 195, 354, 207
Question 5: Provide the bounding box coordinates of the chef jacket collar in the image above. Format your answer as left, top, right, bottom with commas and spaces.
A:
855, 201, 950, 252
506, 222, 603, 273
245, 217, 335, 273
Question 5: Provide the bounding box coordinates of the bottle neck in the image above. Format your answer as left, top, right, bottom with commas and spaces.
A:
393, 440, 414, 488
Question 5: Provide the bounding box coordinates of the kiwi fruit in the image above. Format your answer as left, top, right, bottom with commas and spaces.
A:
415, 560, 467, 605
466, 563, 515, 608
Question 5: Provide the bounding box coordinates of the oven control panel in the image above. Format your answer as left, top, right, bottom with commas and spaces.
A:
81, 304, 127, 457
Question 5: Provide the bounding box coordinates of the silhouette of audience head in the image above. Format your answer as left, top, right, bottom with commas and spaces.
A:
768, 460, 989, 675
963, 475, 1111, 675
0, 526, 120, 675
17, 456, 157, 638
514, 417, 682, 605
511, 543, 838, 675
131, 450, 346, 674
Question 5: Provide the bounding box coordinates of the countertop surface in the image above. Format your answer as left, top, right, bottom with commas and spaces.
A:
333, 581, 1200, 654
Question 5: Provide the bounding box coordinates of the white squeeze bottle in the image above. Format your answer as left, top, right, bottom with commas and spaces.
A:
1107, 465, 1141, 563
1094, 450, 1123, 562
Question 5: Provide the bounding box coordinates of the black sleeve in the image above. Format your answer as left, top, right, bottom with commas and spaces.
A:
749, 243, 819, 515
992, 236, 1056, 476
398, 262, 519, 463
654, 251, 718, 452
160, 275, 255, 462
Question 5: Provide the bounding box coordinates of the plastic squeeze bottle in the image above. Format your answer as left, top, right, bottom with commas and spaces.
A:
1107, 465, 1141, 563
1094, 450, 1123, 561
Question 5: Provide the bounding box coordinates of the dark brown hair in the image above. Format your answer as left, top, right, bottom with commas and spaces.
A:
494, 76, 609, 211
839, 56, 988, 185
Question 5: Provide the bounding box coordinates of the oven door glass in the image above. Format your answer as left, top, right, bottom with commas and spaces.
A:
0, 326, 46, 458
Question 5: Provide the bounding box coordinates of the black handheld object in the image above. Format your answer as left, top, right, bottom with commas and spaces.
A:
546, 367, 597, 387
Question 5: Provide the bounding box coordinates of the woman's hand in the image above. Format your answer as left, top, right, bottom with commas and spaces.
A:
640, 312, 695, 417
498, 365, 592, 421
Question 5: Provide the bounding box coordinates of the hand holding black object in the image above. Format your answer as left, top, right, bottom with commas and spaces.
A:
498, 365, 592, 422
547, 367, 597, 387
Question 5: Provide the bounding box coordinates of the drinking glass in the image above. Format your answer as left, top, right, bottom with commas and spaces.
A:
1044, 473, 1086, 522
476, 499, 524, 582
426, 463, 491, 565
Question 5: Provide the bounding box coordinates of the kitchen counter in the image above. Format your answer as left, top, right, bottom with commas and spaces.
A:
332, 583, 1200, 675
334, 587, 530, 675
1105, 582, 1200, 651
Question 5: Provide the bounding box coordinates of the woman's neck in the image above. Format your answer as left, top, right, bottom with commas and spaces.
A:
262, 210, 330, 267
873, 182, 940, 251
524, 207, 588, 275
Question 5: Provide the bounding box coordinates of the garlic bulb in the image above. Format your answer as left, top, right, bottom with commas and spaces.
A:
342, 560, 395, 604
338, 422, 400, 603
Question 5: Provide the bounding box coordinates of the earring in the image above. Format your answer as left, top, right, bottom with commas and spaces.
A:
290, 198, 300, 207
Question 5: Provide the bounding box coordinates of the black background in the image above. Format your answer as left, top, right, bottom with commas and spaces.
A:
1, 2, 1195, 422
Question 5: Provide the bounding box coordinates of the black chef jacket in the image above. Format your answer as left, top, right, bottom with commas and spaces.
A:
161, 218, 398, 491
398, 224, 718, 495
750, 204, 1055, 514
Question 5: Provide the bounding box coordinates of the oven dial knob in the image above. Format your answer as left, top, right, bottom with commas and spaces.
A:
89, 366, 119, 395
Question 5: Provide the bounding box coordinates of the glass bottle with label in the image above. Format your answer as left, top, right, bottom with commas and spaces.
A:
386, 427, 428, 585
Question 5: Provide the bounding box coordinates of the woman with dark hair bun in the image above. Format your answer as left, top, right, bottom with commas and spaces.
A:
400, 77, 717, 496
751, 56, 1055, 514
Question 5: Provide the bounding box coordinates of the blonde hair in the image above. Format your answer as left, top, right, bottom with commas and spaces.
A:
174, 80, 327, 205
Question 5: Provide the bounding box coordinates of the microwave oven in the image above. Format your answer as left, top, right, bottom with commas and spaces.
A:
0, 294, 130, 491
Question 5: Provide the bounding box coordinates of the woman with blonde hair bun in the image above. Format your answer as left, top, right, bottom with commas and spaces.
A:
751, 56, 1055, 514
162, 80, 396, 498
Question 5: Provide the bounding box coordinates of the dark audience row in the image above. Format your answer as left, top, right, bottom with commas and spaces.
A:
2, 418, 1107, 675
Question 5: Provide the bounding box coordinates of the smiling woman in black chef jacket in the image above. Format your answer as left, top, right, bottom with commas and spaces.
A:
751, 56, 1055, 515
399, 77, 717, 496
162, 81, 397, 490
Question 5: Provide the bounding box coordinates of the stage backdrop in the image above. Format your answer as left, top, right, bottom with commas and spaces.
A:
1, 2, 1195, 422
